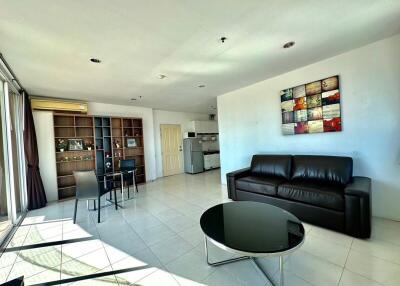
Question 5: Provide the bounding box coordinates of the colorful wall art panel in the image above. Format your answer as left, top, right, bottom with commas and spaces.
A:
280, 75, 342, 135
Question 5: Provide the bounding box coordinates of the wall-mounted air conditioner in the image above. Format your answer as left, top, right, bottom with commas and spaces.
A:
30, 98, 87, 113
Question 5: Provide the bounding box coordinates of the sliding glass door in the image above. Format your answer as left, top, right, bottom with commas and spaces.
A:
0, 82, 13, 241
0, 80, 27, 244
9, 90, 26, 219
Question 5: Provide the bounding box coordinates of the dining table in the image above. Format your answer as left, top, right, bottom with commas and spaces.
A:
102, 169, 136, 208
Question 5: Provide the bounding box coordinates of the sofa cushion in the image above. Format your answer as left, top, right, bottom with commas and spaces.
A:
236, 176, 284, 196
291, 155, 353, 186
250, 155, 292, 179
277, 181, 344, 211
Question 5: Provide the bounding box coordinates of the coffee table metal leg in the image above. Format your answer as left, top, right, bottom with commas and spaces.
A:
252, 256, 284, 286
204, 236, 284, 286
204, 236, 249, 266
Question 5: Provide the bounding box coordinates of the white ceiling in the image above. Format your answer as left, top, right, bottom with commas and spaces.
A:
1, 1, 400, 113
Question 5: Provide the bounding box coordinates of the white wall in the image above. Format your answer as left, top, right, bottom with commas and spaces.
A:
88, 102, 157, 181
218, 34, 400, 220
152, 110, 209, 177
33, 111, 58, 202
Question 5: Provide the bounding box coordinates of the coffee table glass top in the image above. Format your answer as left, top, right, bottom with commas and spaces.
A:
200, 201, 305, 254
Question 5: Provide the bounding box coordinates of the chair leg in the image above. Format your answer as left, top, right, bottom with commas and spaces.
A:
93, 199, 96, 210
127, 183, 130, 199
73, 199, 78, 224
97, 195, 101, 223
114, 190, 118, 210
135, 179, 138, 193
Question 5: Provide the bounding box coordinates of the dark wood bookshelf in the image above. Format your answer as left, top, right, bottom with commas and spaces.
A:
54, 113, 146, 200
54, 113, 95, 200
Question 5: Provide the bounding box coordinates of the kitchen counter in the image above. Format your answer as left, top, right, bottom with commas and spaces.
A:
203, 151, 220, 170
203, 150, 220, 155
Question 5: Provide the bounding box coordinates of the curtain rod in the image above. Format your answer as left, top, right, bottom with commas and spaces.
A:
0, 53, 24, 95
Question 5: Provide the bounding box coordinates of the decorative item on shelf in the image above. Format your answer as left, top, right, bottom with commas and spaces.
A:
105, 152, 111, 158
105, 161, 112, 170
114, 139, 120, 148
84, 155, 92, 160
84, 140, 93, 150
73, 156, 78, 161
135, 132, 140, 136
127, 138, 137, 148
56, 139, 68, 152
68, 139, 83, 151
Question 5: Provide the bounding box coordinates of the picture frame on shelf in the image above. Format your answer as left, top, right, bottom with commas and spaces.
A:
127, 138, 137, 148
68, 139, 83, 151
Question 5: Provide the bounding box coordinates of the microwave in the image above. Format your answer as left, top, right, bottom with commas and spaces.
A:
184, 132, 196, 138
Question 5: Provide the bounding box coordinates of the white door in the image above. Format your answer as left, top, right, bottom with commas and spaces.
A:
161, 124, 183, 176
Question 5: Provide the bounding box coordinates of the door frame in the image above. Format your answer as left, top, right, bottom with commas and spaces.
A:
160, 124, 183, 177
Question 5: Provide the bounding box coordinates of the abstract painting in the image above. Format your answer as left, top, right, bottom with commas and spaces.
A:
280, 75, 342, 135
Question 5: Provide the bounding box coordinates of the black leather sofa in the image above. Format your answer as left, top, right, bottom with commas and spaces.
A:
227, 155, 371, 238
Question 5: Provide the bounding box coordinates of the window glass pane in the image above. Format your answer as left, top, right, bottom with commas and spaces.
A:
0, 82, 12, 240
9, 91, 24, 217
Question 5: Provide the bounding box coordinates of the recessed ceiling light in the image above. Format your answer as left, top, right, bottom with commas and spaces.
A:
158, 74, 167, 79
283, 41, 295, 49
130, 98, 137, 101
198, 84, 206, 88
90, 58, 101, 63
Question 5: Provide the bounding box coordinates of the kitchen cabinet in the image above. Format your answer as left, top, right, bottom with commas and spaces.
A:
204, 153, 220, 170
190, 120, 218, 134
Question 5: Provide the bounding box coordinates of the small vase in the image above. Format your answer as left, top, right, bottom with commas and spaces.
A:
60, 148, 64, 152
88, 147, 92, 150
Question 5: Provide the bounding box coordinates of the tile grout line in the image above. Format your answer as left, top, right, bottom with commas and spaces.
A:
350, 238, 400, 266
5, 224, 31, 282
97, 205, 121, 285
60, 207, 64, 283
345, 237, 395, 286
119, 192, 201, 286
337, 238, 353, 286
98, 196, 159, 285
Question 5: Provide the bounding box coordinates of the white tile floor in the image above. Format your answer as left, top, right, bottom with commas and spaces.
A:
1, 170, 400, 285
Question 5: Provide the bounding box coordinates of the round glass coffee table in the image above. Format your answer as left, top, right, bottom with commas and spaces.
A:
200, 201, 305, 286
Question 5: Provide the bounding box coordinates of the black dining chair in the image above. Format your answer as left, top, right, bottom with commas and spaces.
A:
73, 170, 117, 223
119, 159, 138, 198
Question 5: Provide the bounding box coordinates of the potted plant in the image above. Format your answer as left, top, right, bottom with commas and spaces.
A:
56, 139, 68, 152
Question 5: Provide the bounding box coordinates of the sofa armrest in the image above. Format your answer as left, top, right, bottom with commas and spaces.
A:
227, 167, 251, 179
344, 176, 371, 238
226, 167, 251, 200
345, 176, 371, 197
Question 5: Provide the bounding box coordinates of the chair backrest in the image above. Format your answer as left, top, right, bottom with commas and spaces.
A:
73, 170, 99, 199
120, 159, 136, 171
120, 159, 136, 180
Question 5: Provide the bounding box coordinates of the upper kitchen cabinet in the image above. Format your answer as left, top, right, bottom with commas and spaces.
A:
189, 120, 218, 134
